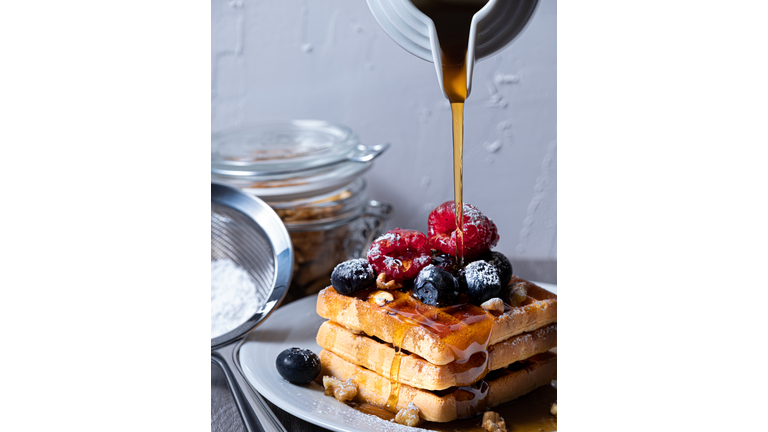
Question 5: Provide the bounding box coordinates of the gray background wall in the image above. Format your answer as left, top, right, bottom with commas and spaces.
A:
212, 0, 557, 281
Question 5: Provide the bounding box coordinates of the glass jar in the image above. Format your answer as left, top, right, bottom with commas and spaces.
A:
212, 120, 392, 304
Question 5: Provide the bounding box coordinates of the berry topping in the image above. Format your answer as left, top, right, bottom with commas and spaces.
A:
331, 258, 376, 296
367, 228, 432, 281
462, 260, 502, 304
428, 201, 499, 260
412, 264, 460, 307
275, 347, 321, 384
430, 251, 461, 275
481, 251, 513, 289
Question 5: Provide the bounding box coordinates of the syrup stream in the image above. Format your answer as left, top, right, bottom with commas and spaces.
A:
446, 61, 467, 268
451, 102, 465, 267
413, 0, 484, 267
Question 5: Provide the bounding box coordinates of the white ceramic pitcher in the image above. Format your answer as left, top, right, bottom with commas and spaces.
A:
366, 0, 539, 98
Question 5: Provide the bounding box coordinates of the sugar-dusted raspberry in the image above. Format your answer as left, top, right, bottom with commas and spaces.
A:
428, 201, 499, 260
367, 228, 432, 281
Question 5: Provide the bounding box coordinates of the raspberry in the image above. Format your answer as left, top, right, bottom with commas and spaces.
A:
367, 228, 432, 281
428, 201, 499, 260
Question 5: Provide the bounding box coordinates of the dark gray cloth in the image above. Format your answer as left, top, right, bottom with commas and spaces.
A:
211, 363, 330, 432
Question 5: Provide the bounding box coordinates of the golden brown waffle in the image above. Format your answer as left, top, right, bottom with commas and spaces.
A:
319, 349, 557, 423
316, 276, 557, 365
316, 320, 557, 391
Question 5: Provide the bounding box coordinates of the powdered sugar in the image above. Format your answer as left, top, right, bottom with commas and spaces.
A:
331, 258, 378, 294
460, 203, 483, 227
367, 231, 401, 259
367, 242, 381, 259
332, 258, 374, 281
383, 256, 403, 267
211, 258, 262, 339
464, 260, 500, 287
413, 254, 432, 266
378, 231, 402, 243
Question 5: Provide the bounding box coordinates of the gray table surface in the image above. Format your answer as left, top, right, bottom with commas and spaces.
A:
211, 261, 556, 432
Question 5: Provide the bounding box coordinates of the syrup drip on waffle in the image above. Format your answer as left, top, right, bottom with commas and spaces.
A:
365, 288, 494, 413
385, 325, 406, 410
455, 380, 490, 419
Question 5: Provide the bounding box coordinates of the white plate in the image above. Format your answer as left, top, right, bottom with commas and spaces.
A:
239, 282, 557, 432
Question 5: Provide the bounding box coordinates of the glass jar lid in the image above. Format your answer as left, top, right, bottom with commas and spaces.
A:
213, 161, 371, 201
212, 120, 389, 201
213, 120, 378, 175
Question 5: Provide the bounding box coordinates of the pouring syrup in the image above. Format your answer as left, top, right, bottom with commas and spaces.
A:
412, 0, 487, 267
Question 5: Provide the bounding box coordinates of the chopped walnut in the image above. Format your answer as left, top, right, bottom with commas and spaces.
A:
370, 290, 394, 306
550, 402, 557, 417
376, 272, 404, 290
481, 298, 504, 313
322, 376, 357, 402
508, 282, 528, 307
482, 411, 507, 432
394, 402, 421, 427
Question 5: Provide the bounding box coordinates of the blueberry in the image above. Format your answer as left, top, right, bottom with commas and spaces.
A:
482, 251, 513, 289
431, 252, 460, 275
412, 264, 460, 307
456, 268, 469, 294
462, 260, 502, 304
275, 347, 320, 384
331, 258, 376, 296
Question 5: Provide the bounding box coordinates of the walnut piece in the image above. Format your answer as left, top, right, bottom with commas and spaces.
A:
394, 402, 421, 427
550, 402, 557, 417
482, 411, 507, 432
370, 290, 394, 306
481, 298, 504, 313
376, 272, 404, 290
508, 282, 528, 307
322, 376, 357, 402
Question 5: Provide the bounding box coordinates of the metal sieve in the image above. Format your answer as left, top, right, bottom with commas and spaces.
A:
210, 182, 292, 432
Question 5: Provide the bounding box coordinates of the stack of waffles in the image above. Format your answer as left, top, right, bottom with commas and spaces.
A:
315, 275, 557, 423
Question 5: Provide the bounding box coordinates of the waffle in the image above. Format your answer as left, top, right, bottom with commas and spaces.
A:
319, 349, 557, 423
317, 320, 557, 391
316, 276, 557, 365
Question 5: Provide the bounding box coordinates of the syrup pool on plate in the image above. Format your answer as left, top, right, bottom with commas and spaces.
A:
347, 382, 557, 432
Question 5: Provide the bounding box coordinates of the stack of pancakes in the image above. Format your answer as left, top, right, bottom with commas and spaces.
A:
315, 275, 557, 423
